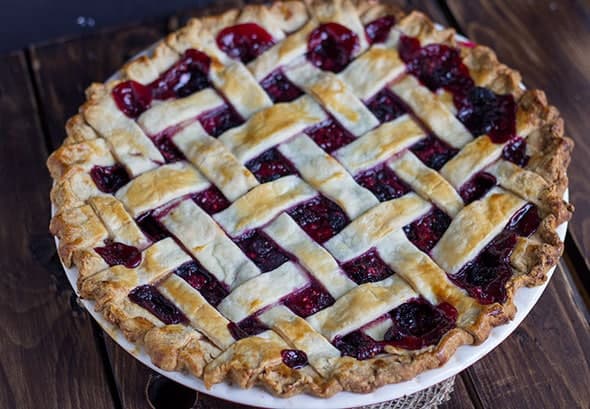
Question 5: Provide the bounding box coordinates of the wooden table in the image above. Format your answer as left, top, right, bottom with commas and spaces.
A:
1, 1, 588, 408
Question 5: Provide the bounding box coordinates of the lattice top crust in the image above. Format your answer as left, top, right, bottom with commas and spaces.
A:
48, 0, 573, 398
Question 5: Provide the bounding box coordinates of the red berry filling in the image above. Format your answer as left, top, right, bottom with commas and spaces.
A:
502, 137, 529, 167
403, 208, 451, 253
288, 196, 349, 243
281, 349, 309, 369
192, 185, 230, 214
198, 104, 244, 137
150, 49, 211, 100
410, 135, 459, 170
399, 36, 474, 96
245, 148, 298, 183
341, 248, 395, 284
228, 316, 269, 340
128, 285, 188, 324
90, 164, 130, 193
384, 298, 457, 350
334, 331, 383, 360
455, 86, 517, 143
365, 16, 396, 44
355, 164, 410, 202
304, 116, 356, 153
260, 69, 304, 103
151, 131, 185, 163
175, 261, 229, 307
307, 23, 360, 73
505, 203, 541, 237
136, 212, 170, 242
365, 88, 408, 123
95, 241, 141, 268
234, 230, 292, 272
283, 281, 335, 318
459, 172, 497, 204
216, 23, 275, 64
112, 80, 153, 118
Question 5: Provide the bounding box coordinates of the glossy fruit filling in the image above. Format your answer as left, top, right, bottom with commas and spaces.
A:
342, 248, 395, 284
355, 164, 410, 202
234, 230, 292, 272
455, 86, 517, 143
449, 204, 540, 304
228, 316, 269, 340
112, 80, 153, 118
403, 208, 451, 253
502, 137, 529, 167
303, 116, 356, 153
150, 131, 185, 163
365, 16, 396, 44
198, 104, 244, 137
175, 260, 229, 307
281, 349, 309, 369
307, 23, 359, 73
365, 88, 408, 123
410, 135, 459, 170
333, 331, 383, 360
245, 148, 298, 183
95, 241, 141, 268
216, 23, 274, 63
192, 186, 231, 214
150, 49, 211, 100
287, 196, 349, 243
459, 172, 497, 204
128, 285, 188, 325
283, 281, 335, 318
260, 69, 304, 103
90, 164, 130, 193
384, 298, 457, 350
399, 36, 474, 96
136, 212, 170, 242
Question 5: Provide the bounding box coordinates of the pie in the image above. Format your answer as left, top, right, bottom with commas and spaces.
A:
47, 0, 573, 398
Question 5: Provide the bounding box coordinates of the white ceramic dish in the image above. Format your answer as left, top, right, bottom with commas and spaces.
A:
52, 29, 569, 409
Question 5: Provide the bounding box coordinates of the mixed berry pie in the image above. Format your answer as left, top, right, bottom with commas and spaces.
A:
47, 0, 573, 397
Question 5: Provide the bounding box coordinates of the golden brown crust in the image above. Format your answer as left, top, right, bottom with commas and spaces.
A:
46, 0, 573, 398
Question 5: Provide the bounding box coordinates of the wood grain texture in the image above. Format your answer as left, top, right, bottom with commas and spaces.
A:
0, 52, 115, 409
446, 0, 590, 269
439, 375, 476, 409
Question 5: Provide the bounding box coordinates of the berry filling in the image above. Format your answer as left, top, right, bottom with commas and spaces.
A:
198, 104, 243, 137
281, 349, 309, 369
334, 331, 383, 360
455, 86, 517, 143
283, 281, 335, 318
403, 208, 451, 253
112, 80, 153, 118
175, 260, 228, 307
192, 186, 231, 214
260, 69, 304, 103
234, 230, 291, 272
228, 316, 269, 340
459, 172, 497, 204
136, 212, 170, 242
384, 298, 457, 350
365, 15, 396, 44
341, 248, 395, 284
410, 135, 459, 170
151, 131, 185, 163
399, 36, 474, 96
355, 164, 410, 202
90, 164, 130, 193
245, 148, 298, 183
502, 137, 529, 167
216, 23, 275, 64
505, 203, 541, 237
365, 88, 408, 123
94, 241, 141, 268
150, 49, 211, 100
307, 23, 359, 73
304, 116, 356, 153
288, 196, 349, 243
128, 285, 188, 325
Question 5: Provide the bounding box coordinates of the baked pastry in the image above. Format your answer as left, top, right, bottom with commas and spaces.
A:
47, 0, 573, 397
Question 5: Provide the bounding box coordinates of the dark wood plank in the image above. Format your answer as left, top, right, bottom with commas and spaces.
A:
0, 51, 116, 409
439, 375, 476, 409
446, 0, 590, 269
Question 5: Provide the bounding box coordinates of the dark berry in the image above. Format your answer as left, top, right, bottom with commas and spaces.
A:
283, 282, 334, 318
410, 135, 459, 170
128, 285, 187, 324
287, 196, 349, 243
198, 104, 243, 137
95, 242, 141, 268
333, 331, 383, 360
403, 208, 451, 253
192, 186, 230, 214
307, 23, 359, 73
304, 117, 356, 153
355, 164, 410, 202
365, 16, 396, 44
281, 349, 309, 369
459, 172, 497, 204
90, 164, 130, 193
150, 49, 211, 99
260, 69, 304, 103
365, 88, 407, 123
342, 248, 395, 284
245, 148, 297, 183
502, 137, 529, 167
112, 80, 153, 118
216, 23, 274, 63
175, 261, 228, 306
234, 230, 291, 272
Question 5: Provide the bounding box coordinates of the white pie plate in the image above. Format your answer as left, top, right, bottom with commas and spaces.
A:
53, 28, 570, 408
